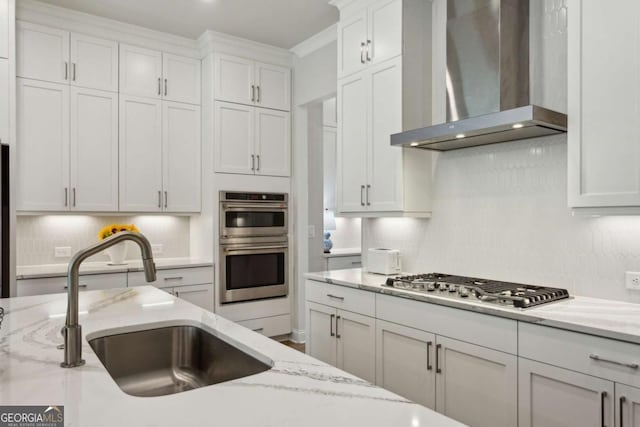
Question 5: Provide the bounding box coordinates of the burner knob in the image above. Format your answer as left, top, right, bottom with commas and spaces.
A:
426, 282, 437, 292
439, 283, 448, 292
458, 287, 469, 298
448, 285, 458, 293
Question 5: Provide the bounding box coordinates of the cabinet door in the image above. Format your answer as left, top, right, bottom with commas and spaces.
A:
436, 336, 518, 427
162, 101, 201, 212
305, 302, 337, 366
519, 358, 615, 427
255, 107, 290, 177
119, 95, 162, 212
17, 78, 69, 211
337, 73, 368, 213
214, 54, 254, 105
162, 53, 201, 105
367, 0, 403, 66
214, 101, 254, 175
17, 21, 70, 84
174, 284, 213, 312
70, 33, 118, 92
119, 44, 162, 99
70, 87, 118, 212
338, 10, 368, 78
367, 57, 403, 211
0, 0, 8, 59
255, 62, 290, 111
617, 384, 640, 427
336, 309, 375, 383
568, 0, 640, 207
0, 58, 7, 144
375, 319, 436, 409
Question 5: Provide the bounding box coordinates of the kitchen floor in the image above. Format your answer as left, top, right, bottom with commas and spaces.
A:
281, 340, 305, 353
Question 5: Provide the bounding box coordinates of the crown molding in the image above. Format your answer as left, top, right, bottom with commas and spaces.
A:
17, 0, 200, 57
197, 30, 293, 67
290, 24, 337, 58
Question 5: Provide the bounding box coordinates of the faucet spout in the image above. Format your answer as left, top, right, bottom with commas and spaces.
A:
61, 231, 156, 368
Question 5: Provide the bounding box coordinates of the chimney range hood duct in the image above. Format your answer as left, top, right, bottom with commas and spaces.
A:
391, 0, 567, 152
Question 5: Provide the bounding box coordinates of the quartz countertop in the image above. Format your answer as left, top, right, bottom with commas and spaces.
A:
305, 269, 640, 346
322, 248, 361, 258
0, 286, 463, 427
16, 257, 213, 279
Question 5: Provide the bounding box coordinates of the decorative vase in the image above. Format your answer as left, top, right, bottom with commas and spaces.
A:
105, 243, 128, 265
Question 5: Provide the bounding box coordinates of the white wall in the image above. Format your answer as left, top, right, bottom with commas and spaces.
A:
363, 134, 640, 304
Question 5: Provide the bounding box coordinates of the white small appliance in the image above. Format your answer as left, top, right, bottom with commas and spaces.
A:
367, 248, 401, 275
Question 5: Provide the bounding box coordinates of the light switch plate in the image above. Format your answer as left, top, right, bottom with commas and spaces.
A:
54, 246, 72, 258
151, 244, 164, 255
625, 271, 640, 291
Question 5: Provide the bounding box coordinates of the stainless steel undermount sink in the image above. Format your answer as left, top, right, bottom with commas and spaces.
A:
89, 325, 272, 397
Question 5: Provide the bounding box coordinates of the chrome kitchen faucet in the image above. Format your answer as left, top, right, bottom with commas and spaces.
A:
61, 231, 156, 368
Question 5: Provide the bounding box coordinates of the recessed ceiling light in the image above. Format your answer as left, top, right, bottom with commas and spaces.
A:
512, 123, 524, 129
456, 134, 465, 139
410, 142, 419, 147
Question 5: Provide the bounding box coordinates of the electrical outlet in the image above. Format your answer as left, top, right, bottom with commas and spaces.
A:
625, 271, 640, 290
308, 225, 316, 238
151, 244, 164, 255
54, 246, 72, 258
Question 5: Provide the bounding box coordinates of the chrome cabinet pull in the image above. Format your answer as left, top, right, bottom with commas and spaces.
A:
336, 315, 341, 338
164, 191, 168, 208
620, 396, 627, 427
251, 85, 256, 102
360, 185, 365, 206
330, 314, 335, 337
164, 79, 168, 96
64, 284, 87, 289
360, 42, 366, 64
64, 188, 68, 207
158, 191, 162, 208
157, 78, 161, 95
163, 277, 184, 281
589, 354, 639, 370
64, 62, 68, 80
256, 155, 261, 172
366, 40, 372, 61
251, 154, 255, 171
326, 294, 344, 301
601, 391, 607, 427
435, 344, 442, 374
72, 188, 76, 207
72, 63, 76, 81
252, 327, 264, 333
256, 86, 261, 103
366, 184, 371, 206
427, 341, 433, 371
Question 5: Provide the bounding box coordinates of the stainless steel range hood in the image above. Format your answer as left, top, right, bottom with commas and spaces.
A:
392, 0, 567, 152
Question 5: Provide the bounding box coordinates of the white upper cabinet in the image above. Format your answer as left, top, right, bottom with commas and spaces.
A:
70, 33, 118, 92
17, 78, 70, 211
0, 58, 7, 144
70, 87, 118, 212
0, 0, 8, 59
119, 95, 163, 212
214, 54, 254, 106
162, 53, 201, 105
255, 107, 290, 177
337, 0, 402, 78
163, 101, 201, 212
17, 21, 70, 84
255, 62, 290, 111
214, 101, 254, 175
119, 44, 163, 99
568, 0, 640, 209
214, 53, 290, 111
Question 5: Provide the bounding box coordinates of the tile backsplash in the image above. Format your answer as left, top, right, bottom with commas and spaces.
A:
363, 134, 640, 304
17, 215, 190, 265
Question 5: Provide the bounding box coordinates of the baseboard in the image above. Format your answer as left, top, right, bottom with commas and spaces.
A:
290, 329, 306, 344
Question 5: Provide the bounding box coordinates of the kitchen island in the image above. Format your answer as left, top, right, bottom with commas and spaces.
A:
0, 286, 463, 427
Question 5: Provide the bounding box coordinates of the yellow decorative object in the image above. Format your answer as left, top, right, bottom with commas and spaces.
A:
98, 224, 140, 240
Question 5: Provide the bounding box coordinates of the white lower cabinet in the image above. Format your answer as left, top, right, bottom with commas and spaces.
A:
306, 301, 375, 383
165, 284, 213, 312
519, 358, 615, 427
617, 384, 640, 427
17, 273, 128, 297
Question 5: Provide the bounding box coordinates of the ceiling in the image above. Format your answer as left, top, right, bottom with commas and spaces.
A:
37, 0, 339, 49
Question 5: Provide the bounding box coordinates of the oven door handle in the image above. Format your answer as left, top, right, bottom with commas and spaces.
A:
222, 203, 287, 210
223, 245, 288, 253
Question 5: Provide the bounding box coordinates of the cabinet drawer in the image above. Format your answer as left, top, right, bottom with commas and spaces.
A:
327, 255, 362, 271
305, 280, 375, 317
376, 293, 518, 354
237, 314, 291, 338
128, 266, 213, 288
17, 273, 127, 297
519, 322, 640, 388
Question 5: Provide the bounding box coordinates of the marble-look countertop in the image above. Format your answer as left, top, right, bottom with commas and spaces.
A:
0, 286, 463, 427
16, 257, 213, 280
305, 269, 640, 346
323, 248, 361, 258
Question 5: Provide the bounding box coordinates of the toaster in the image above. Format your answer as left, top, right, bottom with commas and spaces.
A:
367, 248, 401, 275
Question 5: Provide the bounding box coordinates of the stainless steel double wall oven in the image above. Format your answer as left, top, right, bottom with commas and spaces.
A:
219, 191, 288, 304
